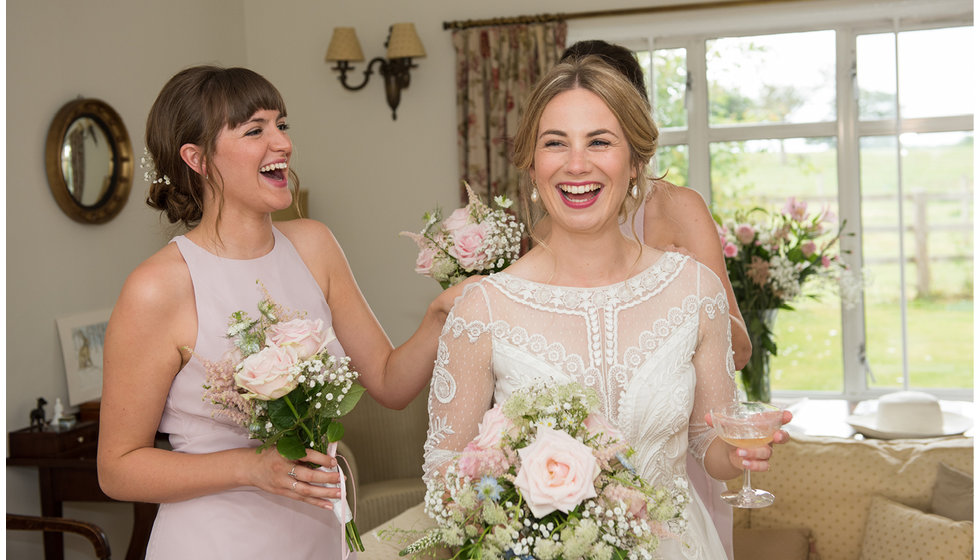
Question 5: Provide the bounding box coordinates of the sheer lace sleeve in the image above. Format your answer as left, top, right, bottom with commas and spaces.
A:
687, 264, 739, 464
422, 282, 496, 480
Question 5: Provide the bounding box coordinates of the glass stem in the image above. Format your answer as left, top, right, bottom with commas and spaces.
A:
742, 468, 753, 492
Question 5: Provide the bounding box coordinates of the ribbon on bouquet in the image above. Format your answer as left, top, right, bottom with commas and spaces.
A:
326, 441, 357, 559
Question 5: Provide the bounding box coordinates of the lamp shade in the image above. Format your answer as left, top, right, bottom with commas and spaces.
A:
386, 23, 426, 59
325, 27, 365, 62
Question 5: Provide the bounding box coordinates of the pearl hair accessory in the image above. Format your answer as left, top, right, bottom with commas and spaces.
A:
140, 147, 172, 185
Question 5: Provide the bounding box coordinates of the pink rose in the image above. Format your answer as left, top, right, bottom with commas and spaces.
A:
735, 224, 756, 245
265, 318, 333, 360
472, 405, 516, 450
414, 245, 437, 276
801, 241, 817, 257
514, 426, 600, 517
458, 445, 511, 479
821, 255, 831, 268
723, 243, 738, 258
583, 413, 624, 446
235, 345, 298, 400
441, 207, 471, 233
449, 222, 489, 271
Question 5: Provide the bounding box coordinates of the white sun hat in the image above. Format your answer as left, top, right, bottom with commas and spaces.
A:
846, 391, 972, 439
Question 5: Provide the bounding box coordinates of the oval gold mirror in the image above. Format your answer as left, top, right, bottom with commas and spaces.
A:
45, 98, 133, 224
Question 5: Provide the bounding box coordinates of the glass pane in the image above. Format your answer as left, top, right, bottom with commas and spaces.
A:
707, 31, 836, 125
709, 137, 843, 393
710, 137, 838, 216
655, 144, 688, 186
901, 27, 974, 118
637, 48, 687, 128
859, 132, 973, 390
856, 34, 897, 120
857, 27, 974, 120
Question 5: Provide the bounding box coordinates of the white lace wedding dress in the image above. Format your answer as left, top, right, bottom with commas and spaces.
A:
423, 251, 738, 559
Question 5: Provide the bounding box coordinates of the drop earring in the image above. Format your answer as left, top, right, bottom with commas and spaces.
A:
530, 187, 539, 203
629, 178, 639, 199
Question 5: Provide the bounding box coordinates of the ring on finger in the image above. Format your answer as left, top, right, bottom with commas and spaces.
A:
291, 480, 298, 491
288, 466, 297, 478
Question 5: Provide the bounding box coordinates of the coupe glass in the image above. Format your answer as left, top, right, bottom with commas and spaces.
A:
711, 401, 783, 508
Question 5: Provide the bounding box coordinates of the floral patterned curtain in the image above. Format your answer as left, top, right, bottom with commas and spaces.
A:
452, 22, 567, 212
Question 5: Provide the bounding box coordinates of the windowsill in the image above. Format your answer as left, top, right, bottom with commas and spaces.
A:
772, 397, 974, 439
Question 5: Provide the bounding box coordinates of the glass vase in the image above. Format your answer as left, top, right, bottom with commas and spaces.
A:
741, 309, 778, 403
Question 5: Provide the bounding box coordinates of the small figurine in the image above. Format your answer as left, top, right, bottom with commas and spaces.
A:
54, 398, 65, 422
29, 397, 48, 430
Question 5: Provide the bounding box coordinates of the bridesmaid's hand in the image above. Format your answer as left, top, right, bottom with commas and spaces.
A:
433, 275, 483, 316
247, 447, 343, 509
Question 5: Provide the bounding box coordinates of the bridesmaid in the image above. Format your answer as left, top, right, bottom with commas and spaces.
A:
97, 65, 466, 559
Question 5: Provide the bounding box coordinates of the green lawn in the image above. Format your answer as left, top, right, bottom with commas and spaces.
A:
769, 298, 974, 392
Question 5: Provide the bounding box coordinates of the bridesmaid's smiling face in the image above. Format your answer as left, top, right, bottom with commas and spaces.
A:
530, 88, 634, 236
209, 109, 294, 215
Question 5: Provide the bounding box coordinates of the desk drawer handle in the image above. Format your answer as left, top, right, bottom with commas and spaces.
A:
77, 436, 85, 443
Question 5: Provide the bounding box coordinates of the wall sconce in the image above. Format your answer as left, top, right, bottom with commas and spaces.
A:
325, 23, 426, 120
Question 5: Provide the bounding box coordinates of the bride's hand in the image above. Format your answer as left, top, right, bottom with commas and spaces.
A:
245, 447, 343, 509
705, 410, 793, 472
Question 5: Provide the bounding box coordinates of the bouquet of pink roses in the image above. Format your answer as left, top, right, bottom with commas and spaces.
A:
198, 286, 365, 552
401, 183, 524, 289
388, 382, 689, 559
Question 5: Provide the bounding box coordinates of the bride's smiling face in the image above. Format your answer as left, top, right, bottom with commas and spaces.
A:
531, 88, 635, 234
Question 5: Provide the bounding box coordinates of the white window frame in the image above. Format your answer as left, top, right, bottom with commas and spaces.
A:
568, 0, 974, 401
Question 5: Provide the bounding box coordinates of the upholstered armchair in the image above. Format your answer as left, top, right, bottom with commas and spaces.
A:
340, 392, 429, 532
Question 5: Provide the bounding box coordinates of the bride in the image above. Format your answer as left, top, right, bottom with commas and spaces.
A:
368, 56, 790, 559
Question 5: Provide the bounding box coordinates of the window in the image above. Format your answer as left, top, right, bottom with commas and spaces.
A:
580, 2, 973, 400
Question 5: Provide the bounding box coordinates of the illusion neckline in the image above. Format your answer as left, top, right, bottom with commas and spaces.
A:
492, 251, 685, 292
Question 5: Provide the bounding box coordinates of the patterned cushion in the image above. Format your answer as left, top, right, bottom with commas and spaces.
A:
930, 462, 973, 521
859, 495, 972, 560
730, 435, 973, 560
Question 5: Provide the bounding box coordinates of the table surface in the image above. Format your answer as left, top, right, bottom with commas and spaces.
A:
772, 397, 974, 439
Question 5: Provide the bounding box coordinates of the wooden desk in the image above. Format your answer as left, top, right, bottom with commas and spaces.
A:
7, 422, 158, 560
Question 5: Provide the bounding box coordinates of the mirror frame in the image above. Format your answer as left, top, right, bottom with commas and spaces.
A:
45, 98, 133, 224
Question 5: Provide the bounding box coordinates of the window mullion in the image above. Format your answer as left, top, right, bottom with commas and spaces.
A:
836, 26, 870, 399
685, 38, 711, 203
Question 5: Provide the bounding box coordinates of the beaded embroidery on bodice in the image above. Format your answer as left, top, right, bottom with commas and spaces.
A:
425, 251, 735, 478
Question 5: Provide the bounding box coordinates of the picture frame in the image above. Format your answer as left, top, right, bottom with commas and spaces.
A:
56, 308, 112, 405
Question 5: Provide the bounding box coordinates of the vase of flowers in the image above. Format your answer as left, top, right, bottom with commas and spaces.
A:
401, 182, 525, 289
742, 308, 779, 402
716, 197, 847, 402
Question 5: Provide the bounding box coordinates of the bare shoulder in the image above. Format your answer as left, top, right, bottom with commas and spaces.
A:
119, 243, 192, 311
273, 219, 348, 295
650, 180, 711, 220
109, 242, 196, 361
274, 218, 342, 258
